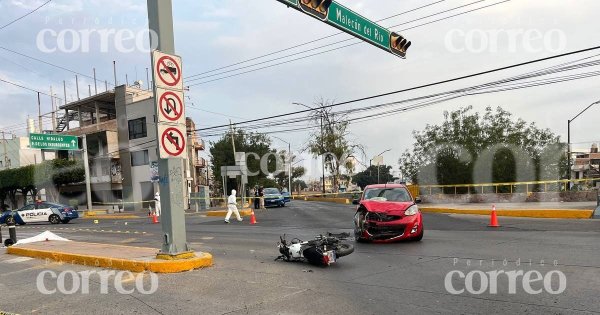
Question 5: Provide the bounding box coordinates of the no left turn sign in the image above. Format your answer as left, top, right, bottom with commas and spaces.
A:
159, 126, 186, 158
152, 51, 183, 90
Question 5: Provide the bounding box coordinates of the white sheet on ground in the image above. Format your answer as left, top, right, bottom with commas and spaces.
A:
15, 231, 70, 245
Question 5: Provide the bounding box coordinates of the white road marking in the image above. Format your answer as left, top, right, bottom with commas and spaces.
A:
3, 257, 33, 264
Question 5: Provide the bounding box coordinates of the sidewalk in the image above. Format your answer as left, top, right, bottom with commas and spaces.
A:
6, 240, 212, 273
420, 202, 596, 219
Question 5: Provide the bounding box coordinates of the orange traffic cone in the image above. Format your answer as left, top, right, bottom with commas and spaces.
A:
250, 210, 257, 225
488, 205, 500, 227
152, 214, 159, 224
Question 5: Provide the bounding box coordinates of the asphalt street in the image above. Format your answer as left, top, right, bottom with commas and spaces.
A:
1, 200, 599, 314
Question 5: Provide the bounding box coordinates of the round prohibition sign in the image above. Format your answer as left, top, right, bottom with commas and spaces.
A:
159, 91, 183, 121
156, 55, 181, 87
161, 127, 185, 157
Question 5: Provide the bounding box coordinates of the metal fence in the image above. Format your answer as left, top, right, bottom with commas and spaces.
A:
417, 178, 599, 195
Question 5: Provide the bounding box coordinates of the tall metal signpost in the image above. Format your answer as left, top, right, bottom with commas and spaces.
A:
147, 0, 191, 257
275, 0, 412, 57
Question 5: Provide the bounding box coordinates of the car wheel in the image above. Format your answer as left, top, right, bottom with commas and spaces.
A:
354, 212, 367, 242
5, 215, 16, 226
412, 229, 424, 241
49, 214, 61, 225
61, 219, 71, 224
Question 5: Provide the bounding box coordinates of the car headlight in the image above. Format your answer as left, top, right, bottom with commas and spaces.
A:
404, 205, 419, 216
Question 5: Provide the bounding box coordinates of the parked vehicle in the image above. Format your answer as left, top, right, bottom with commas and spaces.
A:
275, 232, 354, 266
353, 184, 423, 242
281, 191, 291, 203
0, 202, 79, 225
263, 187, 286, 207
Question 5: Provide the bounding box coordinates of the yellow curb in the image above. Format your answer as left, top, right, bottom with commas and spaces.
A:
7, 245, 213, 273
206, 208, 252, 217
156, 251, 196, 260
420, 207, 594, 219
83, 210, 109, 216
81, 215, 140, 220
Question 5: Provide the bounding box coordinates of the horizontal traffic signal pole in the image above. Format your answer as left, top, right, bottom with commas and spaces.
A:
275, 0, 411, 58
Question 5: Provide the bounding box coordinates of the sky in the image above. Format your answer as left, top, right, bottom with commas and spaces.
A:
0, 0, 599, 180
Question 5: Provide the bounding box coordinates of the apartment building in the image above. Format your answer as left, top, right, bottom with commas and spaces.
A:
56, 84, 207, 211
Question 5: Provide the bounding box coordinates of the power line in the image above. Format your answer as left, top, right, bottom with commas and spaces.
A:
0, 0, 52, 30
186, 0, 507, 85
184, 0, 448, 79
0, 46, 114, 88
197, 55, 600, 137
195, 45, 600, 132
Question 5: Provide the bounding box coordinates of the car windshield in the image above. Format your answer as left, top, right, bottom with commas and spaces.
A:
363, 187, 412, 202
264, 188, 280, 195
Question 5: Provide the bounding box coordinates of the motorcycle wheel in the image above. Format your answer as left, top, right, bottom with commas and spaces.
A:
335, 243, 355, 257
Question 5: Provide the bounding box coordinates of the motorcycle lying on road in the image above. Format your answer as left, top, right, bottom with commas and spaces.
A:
275, 232, 355, 266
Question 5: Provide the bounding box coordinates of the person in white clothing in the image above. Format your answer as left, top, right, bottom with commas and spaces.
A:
225, 189, 242, 223
154, 191, 161, 217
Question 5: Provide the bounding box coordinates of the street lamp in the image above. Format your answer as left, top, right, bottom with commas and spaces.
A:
272, 135, 292, 195
567, 100, 600, 186
293, 102, 326, 194
370, 149, 391, 184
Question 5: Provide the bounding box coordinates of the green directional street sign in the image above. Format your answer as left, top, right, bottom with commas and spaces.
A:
275, 0, 411, 58
327, 1, 390, 50
29, 133, 79, 150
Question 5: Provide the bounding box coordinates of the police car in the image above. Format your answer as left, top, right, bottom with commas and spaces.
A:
0, 202, 79, 225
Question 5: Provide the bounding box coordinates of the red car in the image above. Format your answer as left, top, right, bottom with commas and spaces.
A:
353, 184, 424, 242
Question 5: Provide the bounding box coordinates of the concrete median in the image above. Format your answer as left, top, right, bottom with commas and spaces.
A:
7, 240, 212, 273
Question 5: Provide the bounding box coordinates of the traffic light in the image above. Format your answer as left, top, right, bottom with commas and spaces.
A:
299, 0, 333, 20
390, 32, 412, 58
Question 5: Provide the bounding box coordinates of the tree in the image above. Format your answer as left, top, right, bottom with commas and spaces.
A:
209, 129, 277, 194
307, 99, 363, 192
352, 165, 396, 189
398, 106, 566, 192
274, 166, 306, 188
292, 179, 308, 192
0, 159, 84, 208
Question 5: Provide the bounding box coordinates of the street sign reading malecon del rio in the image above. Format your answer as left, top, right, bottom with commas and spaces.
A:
275, 0, 411, 57
29, 133, 79, 150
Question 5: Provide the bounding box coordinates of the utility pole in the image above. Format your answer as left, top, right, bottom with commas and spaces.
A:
37, 92, 42, 133
320, 110, 325, 194
50, 86, 56, 131
1, 131, 7, 169
82, 135, 92, 211
229, 119, 237, 156
148, 0, 191, 256
567, 100, 600, 188
288, 142, 292, 195
75, 75, 80, 100
93, 68, 98, 94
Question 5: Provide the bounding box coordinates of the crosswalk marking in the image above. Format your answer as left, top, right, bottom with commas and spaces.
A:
3, 257, 33, 264
10, 226, 148, 235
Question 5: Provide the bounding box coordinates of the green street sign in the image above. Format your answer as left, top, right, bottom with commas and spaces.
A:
327, 1, 390, 50
275, 0, 411, 58
29, 133, 79, 150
